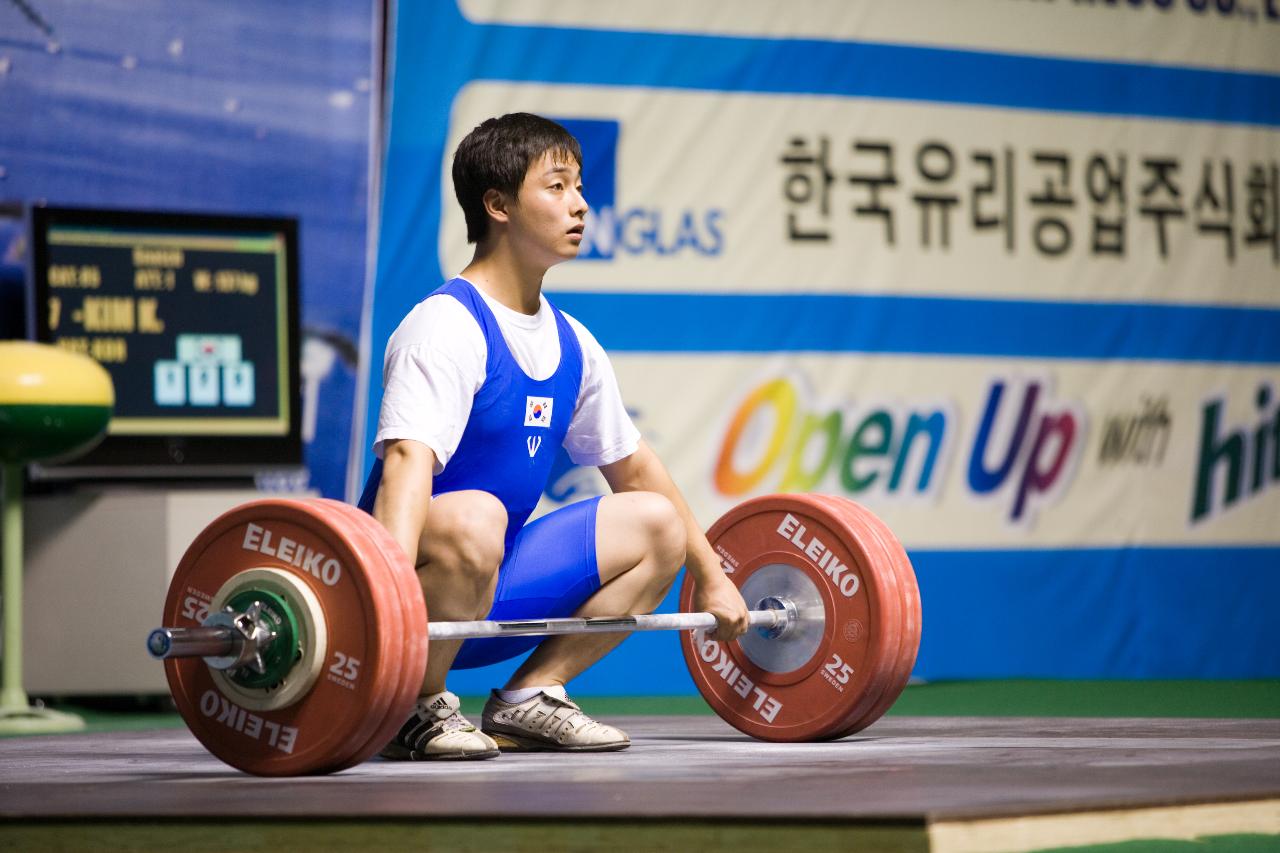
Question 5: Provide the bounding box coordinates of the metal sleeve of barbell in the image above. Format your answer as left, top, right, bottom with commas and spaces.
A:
147, 626, 238, 660
425, 607, 787, 641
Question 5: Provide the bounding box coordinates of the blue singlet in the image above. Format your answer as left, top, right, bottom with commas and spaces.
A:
358, 277, 604, 669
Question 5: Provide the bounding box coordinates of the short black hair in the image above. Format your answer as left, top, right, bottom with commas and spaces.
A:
452, 113, 583, 244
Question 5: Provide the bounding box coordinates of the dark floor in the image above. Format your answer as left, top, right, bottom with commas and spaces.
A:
1, 715, 1278, 852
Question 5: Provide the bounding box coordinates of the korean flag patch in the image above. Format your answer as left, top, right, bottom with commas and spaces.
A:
524, 396, 553, 428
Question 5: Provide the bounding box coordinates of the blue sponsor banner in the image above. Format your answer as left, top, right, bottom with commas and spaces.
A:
374, 3, 1280, 686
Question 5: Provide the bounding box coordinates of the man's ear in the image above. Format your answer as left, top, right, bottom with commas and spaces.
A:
482, 188, 510, 226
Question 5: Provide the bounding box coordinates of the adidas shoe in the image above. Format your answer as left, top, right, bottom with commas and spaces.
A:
380, 691, 500, 761
481, 689, 630, 752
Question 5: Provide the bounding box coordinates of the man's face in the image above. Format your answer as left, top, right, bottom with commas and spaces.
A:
506, 151, 588, 268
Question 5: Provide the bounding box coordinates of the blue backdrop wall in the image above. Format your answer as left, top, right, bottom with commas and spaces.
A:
0, 0, 375, 499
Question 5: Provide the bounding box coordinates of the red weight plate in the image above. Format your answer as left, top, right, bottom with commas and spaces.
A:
289, 500, 413, 772
843, 501, 921, 735
270, 500, 411, 774
800, 493, 908, 737
162, 499, 407, 776
253, 501, 410, 775
312, 499, 428, 771
163, 499, 403, 776
679, 494, 904, 742
807, 495, 921, 737
824, 497, 920, 738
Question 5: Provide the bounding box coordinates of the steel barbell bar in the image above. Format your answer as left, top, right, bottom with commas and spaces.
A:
147, 597, 800, 671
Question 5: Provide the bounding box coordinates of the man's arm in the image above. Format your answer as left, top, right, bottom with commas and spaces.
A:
372, 438, 437, 565
599, 439, 750, 639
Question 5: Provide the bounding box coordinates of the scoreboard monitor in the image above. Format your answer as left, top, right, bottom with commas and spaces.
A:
29, 205, 302, 478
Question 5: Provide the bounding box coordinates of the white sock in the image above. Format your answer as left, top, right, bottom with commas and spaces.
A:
498, 684, 567, 704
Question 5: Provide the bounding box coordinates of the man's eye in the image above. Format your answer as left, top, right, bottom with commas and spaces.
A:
550, 183, 563, 191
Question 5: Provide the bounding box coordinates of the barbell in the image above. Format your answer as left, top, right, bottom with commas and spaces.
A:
148, 493, 921, 775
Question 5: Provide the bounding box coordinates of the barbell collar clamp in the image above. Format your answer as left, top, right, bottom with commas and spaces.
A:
146, 601, 277, 672
755, 595, 798, 640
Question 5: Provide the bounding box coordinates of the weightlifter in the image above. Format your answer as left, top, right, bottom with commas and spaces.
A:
358, 113, 750, 760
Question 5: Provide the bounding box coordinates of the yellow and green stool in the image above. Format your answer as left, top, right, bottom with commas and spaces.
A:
0, 341, 113, 734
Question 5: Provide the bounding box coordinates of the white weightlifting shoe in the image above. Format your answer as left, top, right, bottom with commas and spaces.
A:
380, 691, 500, 761
481, 689, 630, 752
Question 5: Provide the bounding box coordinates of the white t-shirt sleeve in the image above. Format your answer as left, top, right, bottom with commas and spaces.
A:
373, 296, 486, 474
562, 313, 641, 467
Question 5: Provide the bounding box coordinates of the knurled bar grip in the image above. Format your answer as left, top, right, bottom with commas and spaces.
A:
147, 608, 790, 661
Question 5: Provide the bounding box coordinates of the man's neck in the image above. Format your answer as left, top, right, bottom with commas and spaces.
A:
461, 243, 545, 315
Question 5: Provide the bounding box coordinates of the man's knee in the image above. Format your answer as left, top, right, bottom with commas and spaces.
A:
629, 492, 686, 578
422, 491, 507, 580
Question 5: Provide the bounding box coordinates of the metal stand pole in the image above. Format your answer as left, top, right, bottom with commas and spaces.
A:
0, 462, 84, 734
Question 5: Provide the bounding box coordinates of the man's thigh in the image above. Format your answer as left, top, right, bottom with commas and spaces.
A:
592, 491, 684, 585
450, 496, 603, 670
416, 489, 506, 568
